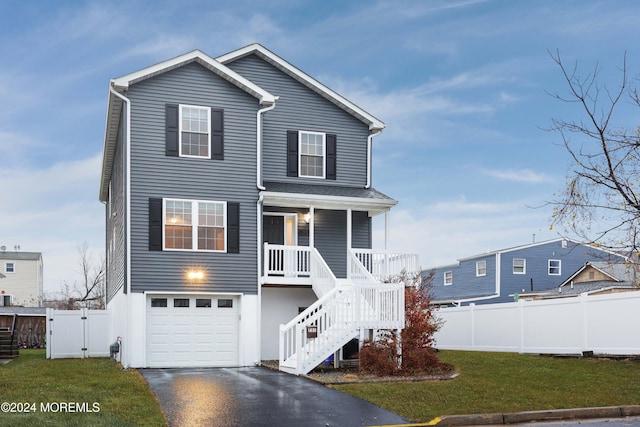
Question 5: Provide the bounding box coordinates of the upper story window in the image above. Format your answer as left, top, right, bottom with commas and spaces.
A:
287, 131, 336, 180
444, 271, 453, 286
180, 105, 210, 158
476, 260, 486, 277
299, 131, 326, 178
5, 262, 15, 273
548, 259, 561, 275
164, 198, 226, 252
513, 258, 526, 274
166, 104, 223, 160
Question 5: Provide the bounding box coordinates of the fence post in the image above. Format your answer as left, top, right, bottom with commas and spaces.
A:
470, 303, 475, 348
581, 293, 588, 353
519, 299, 525, 354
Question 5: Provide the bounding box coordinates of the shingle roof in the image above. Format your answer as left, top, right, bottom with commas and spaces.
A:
0, 307, 46, 316
0, 252, 42, 261
263, 181, 394, 201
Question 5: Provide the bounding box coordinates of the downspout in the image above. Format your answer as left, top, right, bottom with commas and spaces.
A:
366, 129, 382, 189
256, 193, 264, 363
256, 99, 277, 191
109, 84, 131, 369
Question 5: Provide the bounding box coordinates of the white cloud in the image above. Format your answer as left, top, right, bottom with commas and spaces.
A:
482, 168, 554, 183
373, 198, 556, 269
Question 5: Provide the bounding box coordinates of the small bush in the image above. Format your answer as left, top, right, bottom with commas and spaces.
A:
359, 270, 447, 376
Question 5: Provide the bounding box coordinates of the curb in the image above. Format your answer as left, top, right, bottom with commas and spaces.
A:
432, 405, 640, 426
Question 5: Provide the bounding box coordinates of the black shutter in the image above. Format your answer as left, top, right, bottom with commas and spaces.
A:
149, 198, 163, 251
227, 202, 240, 253
287, 131, 298, 177
211, 108, 224, 160
165, 105, 179, 157
326, 134, 337, 180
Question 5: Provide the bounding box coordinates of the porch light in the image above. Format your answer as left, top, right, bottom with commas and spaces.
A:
304, 212, 311, 223
187, 270, 204, 280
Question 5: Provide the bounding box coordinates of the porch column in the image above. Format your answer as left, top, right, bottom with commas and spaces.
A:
384, 209, 389, 277
347, 208, 352, 279
309, 206, 315, 248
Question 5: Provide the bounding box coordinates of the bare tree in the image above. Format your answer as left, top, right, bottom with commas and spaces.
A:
74, 242, 106, 309
547, 50, 640, 261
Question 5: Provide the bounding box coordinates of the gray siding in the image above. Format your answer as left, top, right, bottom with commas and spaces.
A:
126, 62, 260, 295
106, 110, 126, 303
429, 255, 496, 302
226, 54, 370, 186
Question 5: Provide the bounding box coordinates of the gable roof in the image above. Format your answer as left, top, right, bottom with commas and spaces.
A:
216, 43, 385, 132
99, 49, 277, 202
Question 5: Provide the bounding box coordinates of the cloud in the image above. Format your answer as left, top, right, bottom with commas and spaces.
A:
482, 168, 554, 183
372, 198, 556, 269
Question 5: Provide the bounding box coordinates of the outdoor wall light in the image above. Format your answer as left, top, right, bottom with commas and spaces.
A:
304, 212, 311, 223
187, 270, 204, 280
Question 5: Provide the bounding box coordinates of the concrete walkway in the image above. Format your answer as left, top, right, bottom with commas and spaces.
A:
140, 366, 409, 427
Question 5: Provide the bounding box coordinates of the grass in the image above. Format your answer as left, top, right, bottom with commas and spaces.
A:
0, 349, 165, 426
332, 351, 640, 423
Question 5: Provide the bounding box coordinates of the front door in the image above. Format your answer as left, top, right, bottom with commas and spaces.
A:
263, 214, 298, 276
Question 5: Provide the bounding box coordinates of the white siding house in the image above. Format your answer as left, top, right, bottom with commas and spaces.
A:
0, 251, 43, 307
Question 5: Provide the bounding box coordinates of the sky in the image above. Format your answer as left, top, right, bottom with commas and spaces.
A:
2, 0, 640, 295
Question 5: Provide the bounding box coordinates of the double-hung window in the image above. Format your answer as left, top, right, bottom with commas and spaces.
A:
5, 262, 15, 273
164, 199, 226, 252
444, 271, 453, 286
299, 131, 326, 178
476, 260, 486, 277
180, 105, 210, 158
513, 258, 526, 274
548, 259, 561, 275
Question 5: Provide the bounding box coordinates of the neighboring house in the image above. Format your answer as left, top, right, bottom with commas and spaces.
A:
99, 44, 417, 373
427, 238, 626, 306
518, 261, 639, 300
0, 250, 43, 307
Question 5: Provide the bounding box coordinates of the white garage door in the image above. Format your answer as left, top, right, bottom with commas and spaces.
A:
146, 295, 239, 367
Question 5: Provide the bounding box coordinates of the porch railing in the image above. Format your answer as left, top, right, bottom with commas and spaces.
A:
350, 249, 420, 281
264, 243, 311, 277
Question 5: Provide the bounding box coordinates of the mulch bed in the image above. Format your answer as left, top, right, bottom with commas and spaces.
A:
260, 360, 458, 384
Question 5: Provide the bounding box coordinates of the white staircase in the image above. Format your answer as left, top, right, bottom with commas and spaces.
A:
278, 248, 407, 375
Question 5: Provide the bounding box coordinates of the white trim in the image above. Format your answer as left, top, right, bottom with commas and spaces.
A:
476, 260, 486, 277
548, 259, 561, 276
178, 104, 211, 159
111, 50, 275, 105
444, 271, 453, 286
163, 198, 227, 252
216, 44, 385, 131
513, 258, 526, 275
4, 262, 15, 274
298, 131, 326, 179
261, 191, 397, 215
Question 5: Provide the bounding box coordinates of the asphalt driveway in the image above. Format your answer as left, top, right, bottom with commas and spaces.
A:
140, 366, 409, 427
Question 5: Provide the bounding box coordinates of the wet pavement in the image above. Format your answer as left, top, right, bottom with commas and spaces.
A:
140, 366, 409, 427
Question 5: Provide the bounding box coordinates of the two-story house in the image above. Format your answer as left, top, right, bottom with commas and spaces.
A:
100, 44, 417, 374
427, 238, 626, 306
0, 250, 43, 307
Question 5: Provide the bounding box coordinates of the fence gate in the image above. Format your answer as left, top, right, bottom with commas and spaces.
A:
46, 308, 110, 359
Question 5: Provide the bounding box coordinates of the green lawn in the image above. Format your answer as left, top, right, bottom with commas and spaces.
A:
332, 351, 640, 423
0, 350, 165, 426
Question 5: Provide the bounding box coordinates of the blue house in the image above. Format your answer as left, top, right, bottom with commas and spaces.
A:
426, 238, 626, 305
99, 44, 417, 374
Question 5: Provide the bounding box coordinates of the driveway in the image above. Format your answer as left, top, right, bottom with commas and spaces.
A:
140, 367, 409, 427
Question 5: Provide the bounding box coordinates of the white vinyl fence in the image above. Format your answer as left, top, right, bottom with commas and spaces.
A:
46, 308, 110, 359
434, 291, 640, 355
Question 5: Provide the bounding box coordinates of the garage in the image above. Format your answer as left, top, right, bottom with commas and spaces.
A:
146, 294, 239, 367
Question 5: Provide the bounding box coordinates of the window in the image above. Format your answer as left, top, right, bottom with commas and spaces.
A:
196, 298, 212, 308
548, 259, 561, 275
1, 295, 11, 307
151, 298, 167, 308
299, 131, 325, 178
4, 262, 15, 273
476, 260, 486, 277
218, 299, 233, 308
513, 258, 526, 274
164, 199, 226, 252
444, 271, 453, 286
180, 105, 210, 158
174, 298, 190, 308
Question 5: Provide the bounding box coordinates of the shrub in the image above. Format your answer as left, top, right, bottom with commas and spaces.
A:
359, 270, 447, 376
